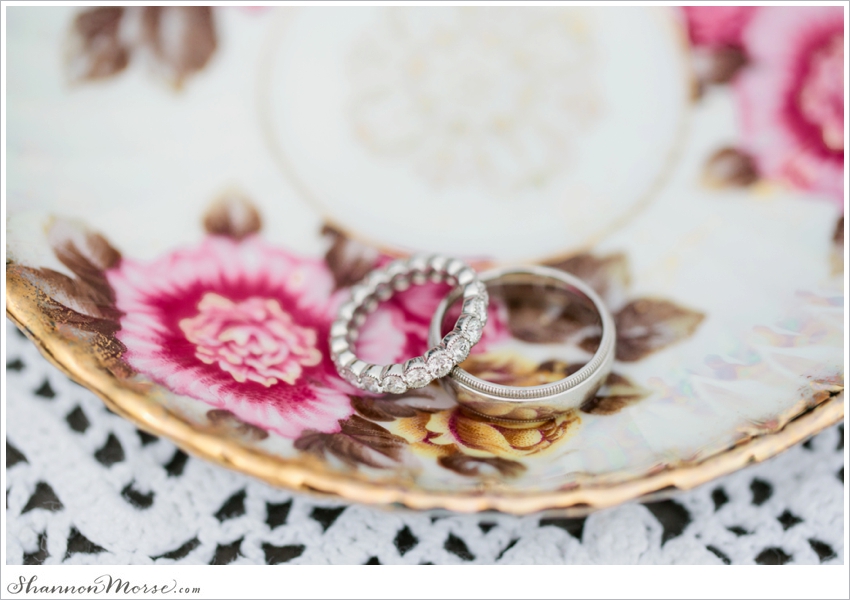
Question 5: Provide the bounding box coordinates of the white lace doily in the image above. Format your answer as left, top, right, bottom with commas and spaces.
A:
4, 320, 844, 565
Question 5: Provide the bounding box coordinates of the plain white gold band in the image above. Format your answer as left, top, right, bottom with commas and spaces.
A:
427, 265, 617, 420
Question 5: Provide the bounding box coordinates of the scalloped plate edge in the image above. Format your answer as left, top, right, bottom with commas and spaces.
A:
6, 269, 844, 515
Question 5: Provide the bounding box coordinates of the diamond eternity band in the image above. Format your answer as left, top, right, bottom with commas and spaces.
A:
330, 254, 488, 394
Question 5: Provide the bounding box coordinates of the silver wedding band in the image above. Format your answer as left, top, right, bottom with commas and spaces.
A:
427, 265, 616, 420
332, 258, 617, 419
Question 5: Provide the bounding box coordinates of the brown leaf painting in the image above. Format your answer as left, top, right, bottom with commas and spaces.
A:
546, 252, 631, 309
694, 47, 748, 87
351, 396, 421, 422
580, 372, 651, 415
702, 147, 759, 188
203, 190, 262, 240
611, 298, 705, 362
322, 224, 381, 290
67, 6, 216, 88
141, 7, 217, 88
438, 453, 526, 478
206, 409, 269, 441
16, 219, 130, 378
351, 388, 447, 422
499, 283, 601, 345
831, 215, 844, 276
294, 415, 407, 469
581, 298, 705, 362
66, 7, 130, 82
51, 233, 121, 310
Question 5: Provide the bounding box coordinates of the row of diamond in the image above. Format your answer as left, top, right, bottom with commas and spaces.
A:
329, 255, 489, 394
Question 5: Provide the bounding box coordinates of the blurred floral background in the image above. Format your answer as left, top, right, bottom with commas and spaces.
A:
62, 5, 844, 206
685, 6, 843, 206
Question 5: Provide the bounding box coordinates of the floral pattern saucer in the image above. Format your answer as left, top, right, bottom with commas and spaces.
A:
5, 6, 844, 514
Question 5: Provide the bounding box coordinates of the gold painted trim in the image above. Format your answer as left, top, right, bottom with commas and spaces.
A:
256, 6, 697, 265
6, 269, 844, 515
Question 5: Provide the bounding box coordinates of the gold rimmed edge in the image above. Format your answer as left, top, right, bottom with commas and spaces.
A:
6, 268, 844, 516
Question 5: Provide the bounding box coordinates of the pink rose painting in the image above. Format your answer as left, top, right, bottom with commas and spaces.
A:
735, 6, 844, 204
107, 235, 361, 439
687, 6, 844, 207
105, 215, 508, 441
